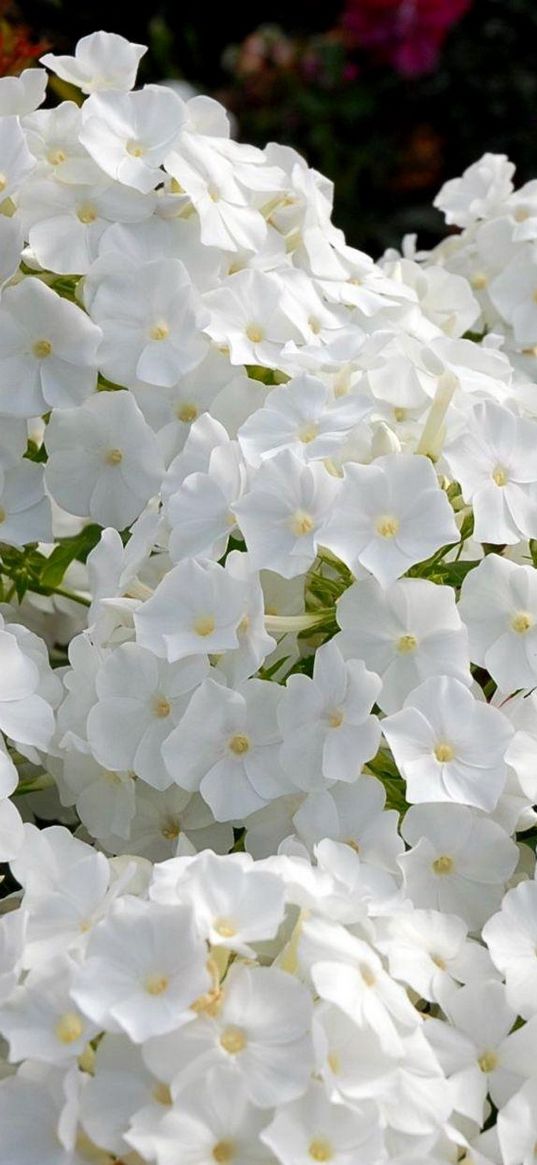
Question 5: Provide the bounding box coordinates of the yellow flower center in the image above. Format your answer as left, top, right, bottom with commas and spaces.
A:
245, 323, 264, 343
299, 422, 319, 444
328, 709, 344, 728
33, 338, 52, 359
193, 614, 215, 637
433, 854, 454, 875
47, 148, 67, 165
343, 837, 360, 853
492, 465, 508, 487
145, 974, 169, 996
104, 447, 123, 466
360, 964, 376, 987
434, 742, 454, 763
177, 402, 198, 423
397, 633, 418, 654
470, 272, 488, 290
76, 203, 97, 224
213, 1142, 235, 1163
511, 611, 534, 634
393, 407, 407, 422
478, 1050, 498, 1073
0, 175, 7, 193
327, 1051, 341, 1074
431, 954, 446, 970
126, 139, 146, 157
290, 509, 315, 536
228, 733, 250, 756
152, 1082, 172, 1106
308, 316, 321, 335
161, 817, 180, 840
150, 322, 169, 342
308, 1139, 333, 1162
214, 917, 237, 938
376, 515, 399, 538
55, 1011, 84, 1044
153, 696, 171, 718
220, 1025, 247, 1054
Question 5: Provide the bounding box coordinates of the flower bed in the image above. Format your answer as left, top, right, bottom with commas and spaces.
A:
0, 29, 536, 1165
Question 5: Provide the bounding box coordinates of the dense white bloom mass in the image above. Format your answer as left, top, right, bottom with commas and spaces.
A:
0, 27, 537, 1165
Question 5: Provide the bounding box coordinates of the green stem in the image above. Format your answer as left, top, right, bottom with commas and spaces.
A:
51, 586, 91, 608
13, 773, 55, 797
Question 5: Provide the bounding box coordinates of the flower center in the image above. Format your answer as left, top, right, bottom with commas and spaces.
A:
290, 509, 315, 536
76, 203, 97, 224
360, 964, 376, 987
213, 1142, 235, 1163
328, 709, 344, 728
126, 139, 146, 157
434, 741, 454, 763
177, 402, 198, 423
299, 422, 319, 444
245, 323, 264, 343
327, 1051, 341, 1074
193, 614, 215, 637
308, 1139, 333, 1161
153, 695, 171, 718
220, 1025, 247, 1054
161, 817, 180, 840
150, 322, 169, 341
55, 1011, 84, 1044
0, 174, 7, 192
431, 954, 446, 970
214, 917, 237, 938
47, 148, 67, 165
33, 338, 52, 359
308, 316, 321, 335
432, 854, 454, 875
152, 1082, 172, 1106
104, 448, 123, 466
492, 464, 508, 487
145, 974, 169, 996
478, 1050, 498, 1073
228, 733, 250, 756
397, 633, 418, 654
471, 272, 488, 290
511, 611, 534, 634
343, 837, 360, 853
376, 514, 399, 538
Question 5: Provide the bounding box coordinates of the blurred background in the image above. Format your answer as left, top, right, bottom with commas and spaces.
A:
5, 0, 537, 254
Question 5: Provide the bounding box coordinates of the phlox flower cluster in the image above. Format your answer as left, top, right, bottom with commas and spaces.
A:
0, 27, 536, 1165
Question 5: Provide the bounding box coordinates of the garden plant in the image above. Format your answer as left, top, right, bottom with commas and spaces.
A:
0, 29, 537, 1165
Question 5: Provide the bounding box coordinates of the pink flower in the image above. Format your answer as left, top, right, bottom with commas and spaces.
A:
341, 0, 472, 77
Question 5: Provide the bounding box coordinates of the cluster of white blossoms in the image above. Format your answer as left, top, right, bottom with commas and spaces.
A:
1, 27, 537, 1165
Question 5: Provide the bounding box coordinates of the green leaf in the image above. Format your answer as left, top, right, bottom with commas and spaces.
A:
39, 525, 102, 590
23, 439, 48, 464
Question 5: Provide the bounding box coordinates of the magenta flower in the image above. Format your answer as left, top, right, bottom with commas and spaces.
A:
341, 0, 472, 76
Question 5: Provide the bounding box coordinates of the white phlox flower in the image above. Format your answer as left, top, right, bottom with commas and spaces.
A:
277, 638, 381, 790
458, 553, 537, 692
382, 675, 512, 811
321, 453, 460, 586
0, 31, 536, 1164
41, 31, 147, 95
